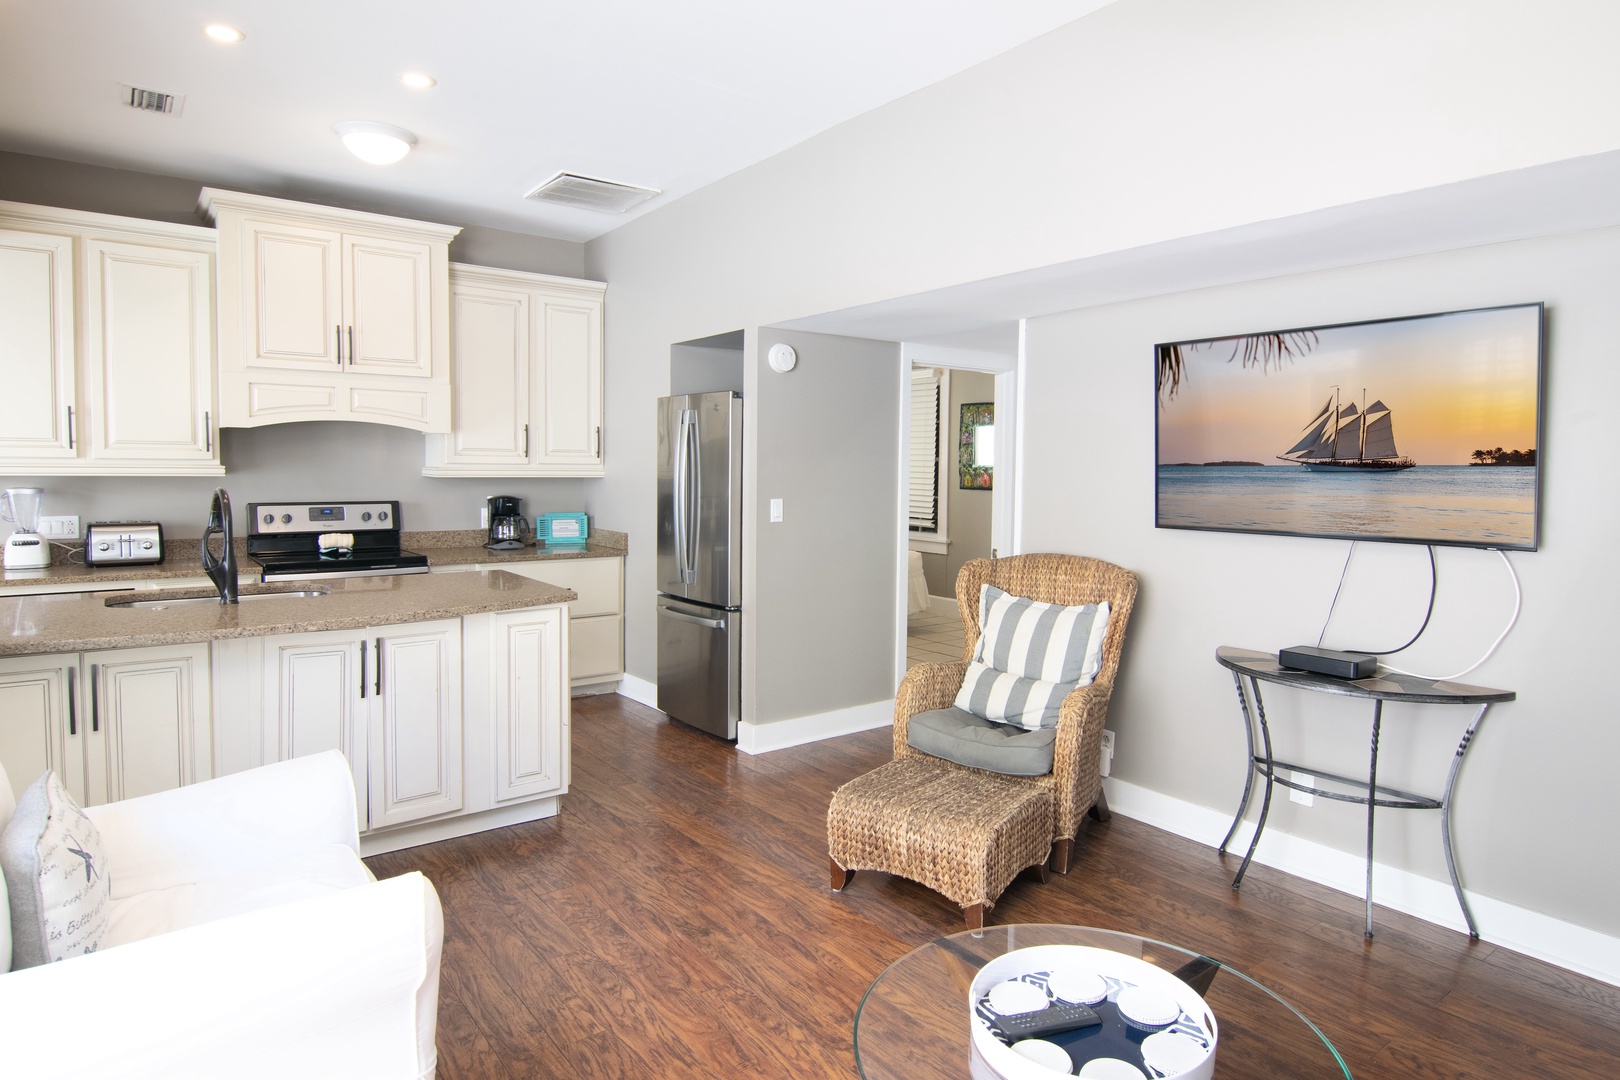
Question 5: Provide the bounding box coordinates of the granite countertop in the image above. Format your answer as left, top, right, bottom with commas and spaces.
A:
0, 570, 575, 656
0, 528, 628, 590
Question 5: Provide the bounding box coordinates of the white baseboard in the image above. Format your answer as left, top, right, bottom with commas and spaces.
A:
1105, 777, 1620, 988
737, 699, 894, 755
616, 673, 657, 709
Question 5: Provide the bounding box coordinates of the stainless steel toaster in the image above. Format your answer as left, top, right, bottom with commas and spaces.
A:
85, 522, 164, 566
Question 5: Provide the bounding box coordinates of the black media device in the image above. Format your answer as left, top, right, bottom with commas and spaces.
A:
1278, 645, 1378, 680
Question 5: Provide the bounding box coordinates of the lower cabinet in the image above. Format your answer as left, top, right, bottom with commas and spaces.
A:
210, 607, 569, 845
234, 619, 463, 831
0, 644, 211, 806
484, 557, 623, 690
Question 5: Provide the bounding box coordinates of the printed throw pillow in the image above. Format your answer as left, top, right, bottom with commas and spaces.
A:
953, 586, 1112, 732
0, 771, 111, 970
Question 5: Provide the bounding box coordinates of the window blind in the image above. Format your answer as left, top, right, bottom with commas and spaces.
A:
909, 367, 941, 531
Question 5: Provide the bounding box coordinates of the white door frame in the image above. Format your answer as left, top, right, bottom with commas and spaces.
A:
893, 331, 1022, 688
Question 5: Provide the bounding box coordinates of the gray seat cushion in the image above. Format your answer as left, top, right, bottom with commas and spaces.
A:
906, 707, 1057, 776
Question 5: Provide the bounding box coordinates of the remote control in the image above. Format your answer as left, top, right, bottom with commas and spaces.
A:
993, 1001, 1103, 1041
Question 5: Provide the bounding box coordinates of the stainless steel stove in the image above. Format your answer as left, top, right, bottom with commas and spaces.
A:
246, 500, 430, 581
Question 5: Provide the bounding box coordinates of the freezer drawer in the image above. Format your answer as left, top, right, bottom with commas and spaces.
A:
656, 598, 740, 740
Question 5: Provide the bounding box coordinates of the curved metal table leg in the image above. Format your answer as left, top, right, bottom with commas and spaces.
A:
1232, 677, 1275, 890
1364, 700, 1383, 939
1220, 671, 1258, 855
1441, 704, 1490, 939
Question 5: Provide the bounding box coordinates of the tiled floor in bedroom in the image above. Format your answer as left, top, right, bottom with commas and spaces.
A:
906, 600, 965, 668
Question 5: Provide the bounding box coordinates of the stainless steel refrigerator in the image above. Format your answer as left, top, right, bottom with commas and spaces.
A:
656, 391, 743, 739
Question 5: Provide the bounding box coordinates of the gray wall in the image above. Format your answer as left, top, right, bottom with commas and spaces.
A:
670, 343, 745, 395
749, 328, 899, 722
920, 369, 994, 596
1022, 225, 1620, 935
579, 0, 1620, 947
0, 151, 586, 278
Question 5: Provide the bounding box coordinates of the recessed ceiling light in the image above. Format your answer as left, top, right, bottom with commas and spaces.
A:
203, 24, 245, 44
400, 72, 437, 90
334, 121, 417, 166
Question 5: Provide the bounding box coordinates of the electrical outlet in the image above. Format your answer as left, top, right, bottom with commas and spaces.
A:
1099, 729, 1115, 778
1290, 772, 1315, 806
39, 515, 79, 539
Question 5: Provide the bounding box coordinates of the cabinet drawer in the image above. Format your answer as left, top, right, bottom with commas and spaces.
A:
494, 559, 621, 618
569, 614, 624, 682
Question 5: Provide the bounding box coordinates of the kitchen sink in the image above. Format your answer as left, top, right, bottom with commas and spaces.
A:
109, 589, 328, 610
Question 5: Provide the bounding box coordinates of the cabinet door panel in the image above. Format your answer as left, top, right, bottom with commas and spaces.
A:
448, 284, 530, 462
0, 656, 83, 805
0, 230, 76, 459
248, 222, 342, 369
539, 299, 602, 466
84, 241, 215, 463
493, 608, 567, 802
346, 235, 433, 378
268, 633, 366, 815
369, 622, 462, 828
84, 644, 210, 806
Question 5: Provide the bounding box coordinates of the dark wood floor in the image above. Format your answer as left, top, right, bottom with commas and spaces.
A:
367, 694, 1620, 1078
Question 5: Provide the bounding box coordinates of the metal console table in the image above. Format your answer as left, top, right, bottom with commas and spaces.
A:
1215, 646, 1514, 940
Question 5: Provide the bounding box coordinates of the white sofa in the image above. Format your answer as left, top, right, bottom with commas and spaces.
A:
0, 751, 443, 1080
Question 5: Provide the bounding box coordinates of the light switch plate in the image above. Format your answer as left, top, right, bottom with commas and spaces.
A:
769, 498, 783, 522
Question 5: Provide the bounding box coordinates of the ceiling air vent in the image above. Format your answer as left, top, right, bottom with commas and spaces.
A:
524, 173, 659, 214
120, 84, 185, 115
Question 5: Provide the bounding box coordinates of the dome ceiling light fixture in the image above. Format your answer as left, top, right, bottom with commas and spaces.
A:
202, 24, 245, 44
334, 121, 417, 165
400, 72, 437, 90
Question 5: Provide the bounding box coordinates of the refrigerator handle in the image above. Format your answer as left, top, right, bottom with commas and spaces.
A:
684, 409, 701, 584
675, 408, 700, 585
658, 603, 725, 630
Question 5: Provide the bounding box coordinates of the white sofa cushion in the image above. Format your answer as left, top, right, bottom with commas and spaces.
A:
1, 771, 112, 969
104, 842, 375, 949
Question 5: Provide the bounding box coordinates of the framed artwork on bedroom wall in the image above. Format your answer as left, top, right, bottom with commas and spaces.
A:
959, 402, 994, 489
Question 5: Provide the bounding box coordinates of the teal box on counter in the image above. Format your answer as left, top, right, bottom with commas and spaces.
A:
537, 512, 589, 551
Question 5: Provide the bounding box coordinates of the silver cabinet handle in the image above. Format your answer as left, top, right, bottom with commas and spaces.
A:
90, 663, 99, 733
360, 639, 368, 699
595, 426, 601, 457
67, 405, 75, 450
336, 325, 343, 363
374, 637, 382, 696
348, 325, 356, 364
204, 410, 212, 453
658, 604, 724, 630
67, 666, 77, 736
523, 423, 530, 457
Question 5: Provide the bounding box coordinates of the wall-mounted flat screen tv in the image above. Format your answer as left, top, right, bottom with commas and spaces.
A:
1155, 302, 1543, 551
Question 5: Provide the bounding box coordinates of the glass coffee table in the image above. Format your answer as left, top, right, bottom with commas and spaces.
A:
854, 925, 1350, 1078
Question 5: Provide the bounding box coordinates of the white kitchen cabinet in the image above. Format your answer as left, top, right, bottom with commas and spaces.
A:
202, 189, 458, 433
486, 558, 624, 689
424, 263, 605, 477
82, 643, 211, 806
482, 606, 568, 803
222, 620, 463, 832
0, 204, 221, 476
0, 229, 76, 463
0, 655, 83, 805
0, 644, 210, 808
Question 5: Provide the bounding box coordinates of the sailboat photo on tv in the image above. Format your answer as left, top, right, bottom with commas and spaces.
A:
1155, 302, 1544, 550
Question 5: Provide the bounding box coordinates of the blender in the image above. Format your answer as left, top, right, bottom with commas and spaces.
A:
1, 487, 51, 569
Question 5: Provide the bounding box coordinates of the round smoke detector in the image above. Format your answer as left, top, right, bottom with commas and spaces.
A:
767, 343, 797, 373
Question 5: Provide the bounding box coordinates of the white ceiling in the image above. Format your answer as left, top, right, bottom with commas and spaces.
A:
0, 1, 1116, 242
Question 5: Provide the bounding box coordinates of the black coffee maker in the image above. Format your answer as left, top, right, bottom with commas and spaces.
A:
485, 495, 531, 550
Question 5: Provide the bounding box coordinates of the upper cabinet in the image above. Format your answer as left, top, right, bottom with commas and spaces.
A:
201, 189, 460, 433
424, 263, 606, 477
0, 203, 221, 477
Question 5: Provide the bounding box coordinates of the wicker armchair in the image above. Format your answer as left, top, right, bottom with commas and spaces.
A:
898, 553, 1137, 871
829, 555, 1138, 929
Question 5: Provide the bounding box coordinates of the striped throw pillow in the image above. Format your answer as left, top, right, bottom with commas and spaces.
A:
953, 586, 1111, 732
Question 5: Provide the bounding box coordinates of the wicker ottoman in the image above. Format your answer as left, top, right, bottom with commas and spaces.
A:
828, 755, 1055, 929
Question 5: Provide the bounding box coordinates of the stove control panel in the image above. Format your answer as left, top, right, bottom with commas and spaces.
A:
247, 501, 401, 535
